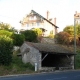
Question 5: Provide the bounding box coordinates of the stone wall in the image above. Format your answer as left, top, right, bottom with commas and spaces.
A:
20, 42, 41, 70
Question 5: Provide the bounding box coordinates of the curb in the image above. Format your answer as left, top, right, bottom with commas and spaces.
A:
0, 70, 80, 78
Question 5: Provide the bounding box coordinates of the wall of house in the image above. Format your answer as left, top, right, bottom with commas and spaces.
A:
43, 20, 55, 36
20, 14, 56, 36
20, 42, 42, 70
21, 20, 55, 37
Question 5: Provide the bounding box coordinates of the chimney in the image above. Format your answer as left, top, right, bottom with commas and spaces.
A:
75, 11, 77, 14
54, 17, 56, 25
47, 11, 50, 20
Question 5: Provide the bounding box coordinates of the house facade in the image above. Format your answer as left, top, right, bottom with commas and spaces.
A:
19, 42, 75, 71
20, 10, 58, 36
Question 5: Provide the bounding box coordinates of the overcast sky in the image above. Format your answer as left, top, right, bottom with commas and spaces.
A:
0, 0, 80, 31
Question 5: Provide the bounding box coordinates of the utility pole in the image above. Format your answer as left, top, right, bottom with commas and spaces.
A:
74, 11, 80, 69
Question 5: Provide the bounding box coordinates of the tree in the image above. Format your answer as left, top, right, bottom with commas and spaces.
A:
21, 30, 38, 42
63, 25, 74, 36
0, 30, 13, 38
63, 25, 80, 45
0, 22, 11, 30
33, 28, 42, 37
54, 31, 70, 45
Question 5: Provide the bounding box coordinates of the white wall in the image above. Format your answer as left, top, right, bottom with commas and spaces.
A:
20, 42, 41, 70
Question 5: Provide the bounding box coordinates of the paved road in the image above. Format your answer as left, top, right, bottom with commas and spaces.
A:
0, 70, 80, 80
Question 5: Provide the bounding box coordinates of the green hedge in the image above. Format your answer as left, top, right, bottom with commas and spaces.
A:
21, 30, 37, 42
12, 34, 25, 46
0, 35, 13, 65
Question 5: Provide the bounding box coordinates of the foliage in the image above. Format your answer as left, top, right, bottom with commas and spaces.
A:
12, 33, 25, 46
63, 25, 74, 35
54, 31, 70, 44
48, 30, 54, 38
0, 22, 11, 30
0, 30, 13, 37
21, 30, 38, 42
22, 62, 34, 70
69, 36, 79, 45
33, 28, 42, 37
63, 25, 80, 45
0, 35, 13, 65
75, 49, 80, 69
76, 24, 80, 36
12, 49, 34, 71
33, 28, 43, 42
0, 56, 34, 75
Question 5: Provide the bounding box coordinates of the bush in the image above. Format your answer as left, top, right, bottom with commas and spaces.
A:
69, 36, 79, 45
12, 34, 25, 46
0, 30, 13, 37
0, 35, 13, 65
48, 34, 54, 39
54, 31, 70, 45
23, 62, 34, 70
21, 30, 37, 42
33, 28, 42, 37
12, 55, 34, 71
75, 50, 80, 69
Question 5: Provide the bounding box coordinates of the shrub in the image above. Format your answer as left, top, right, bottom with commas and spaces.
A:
0, 30, 13, 37
12, 55, 34, 71
47, 30, 54, 38
21, 30, 37, 42
69, 36, 79, 45
54, 31, 70, 45
12, 34, 25, 46
33, 28, 42, 37
23, 62, 34, 70
0, 35, 13, 65
48, 34, 54, 39
75, 50, 80, 69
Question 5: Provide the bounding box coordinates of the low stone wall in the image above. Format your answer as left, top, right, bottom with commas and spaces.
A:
40, 67, 56, 72
59, 67, 73, 71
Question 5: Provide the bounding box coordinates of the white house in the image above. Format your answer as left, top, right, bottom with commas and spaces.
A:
20, 10, 59, 36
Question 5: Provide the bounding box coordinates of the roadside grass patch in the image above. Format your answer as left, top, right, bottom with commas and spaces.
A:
75, 49, 80, 69
0, 49, 35, 76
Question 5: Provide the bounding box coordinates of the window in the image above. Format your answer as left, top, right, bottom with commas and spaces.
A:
37, 22, 40, 26
29, 16, 33, 20
32, 23, 34, 26
27, 24, 29, 27
34, 16, 36, 20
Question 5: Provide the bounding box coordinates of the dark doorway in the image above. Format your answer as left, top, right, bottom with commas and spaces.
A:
41, 53, 71, 70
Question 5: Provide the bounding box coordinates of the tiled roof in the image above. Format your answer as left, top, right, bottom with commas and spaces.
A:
26, 42, 75, 55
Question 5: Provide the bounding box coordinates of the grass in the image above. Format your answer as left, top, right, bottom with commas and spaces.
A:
75, 48, 80, 69
0, 49, 35, 76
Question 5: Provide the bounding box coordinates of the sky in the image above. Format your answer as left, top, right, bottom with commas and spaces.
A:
0, 0, 80, 32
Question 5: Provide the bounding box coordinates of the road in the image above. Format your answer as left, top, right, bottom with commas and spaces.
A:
0, 70, 80, 80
